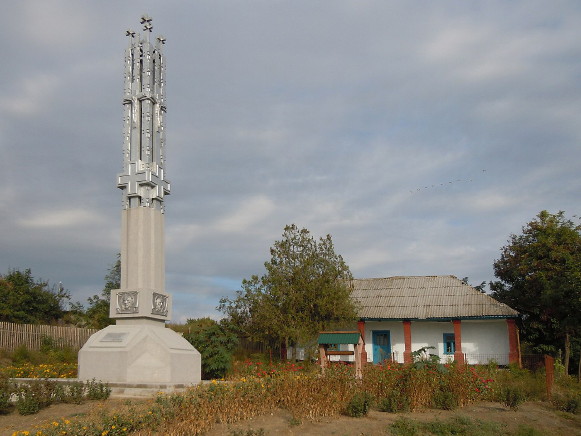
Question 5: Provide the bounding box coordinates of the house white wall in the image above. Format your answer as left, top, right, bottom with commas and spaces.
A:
461, 320, 510, 365
363, 319, 510, 365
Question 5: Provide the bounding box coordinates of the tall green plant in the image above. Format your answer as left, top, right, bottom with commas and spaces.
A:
183, 318, 239, 379
0, 269, 70, 324
219, 224, 356, 358
491, 210, 581, 374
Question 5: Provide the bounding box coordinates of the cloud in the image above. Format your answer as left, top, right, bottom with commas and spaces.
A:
214, 196, 276, 233
0, 74, 60, 117
1, 1, 581, 322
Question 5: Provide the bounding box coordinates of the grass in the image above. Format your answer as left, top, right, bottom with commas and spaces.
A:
388, 415, 546, 436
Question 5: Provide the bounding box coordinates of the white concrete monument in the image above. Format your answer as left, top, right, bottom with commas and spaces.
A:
79, 16, 201, 387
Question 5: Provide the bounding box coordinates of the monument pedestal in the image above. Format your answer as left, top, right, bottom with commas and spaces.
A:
78, 321, 201, 385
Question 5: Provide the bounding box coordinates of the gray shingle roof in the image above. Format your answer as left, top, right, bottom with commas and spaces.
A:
351, 275, 518, 320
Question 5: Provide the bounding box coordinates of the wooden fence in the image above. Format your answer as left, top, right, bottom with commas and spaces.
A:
0, 322, 98, 352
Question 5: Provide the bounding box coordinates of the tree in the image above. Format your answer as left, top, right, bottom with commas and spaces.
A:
84, 255, 120, 329
461, 277, 487, 293
0, 269, 70, 324
219, 224, 357, 358
490, 211, 581, 374
182, 317, 239, 379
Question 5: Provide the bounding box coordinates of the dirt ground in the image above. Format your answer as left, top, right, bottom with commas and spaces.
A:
1, 400, 580, 436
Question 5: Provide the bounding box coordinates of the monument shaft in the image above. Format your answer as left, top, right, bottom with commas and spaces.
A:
113, 19, 171, 322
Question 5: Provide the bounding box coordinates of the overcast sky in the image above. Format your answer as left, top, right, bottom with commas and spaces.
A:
1, 1, 580, 323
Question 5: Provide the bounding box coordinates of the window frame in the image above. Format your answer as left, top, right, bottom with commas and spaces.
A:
443, 333, 455, 355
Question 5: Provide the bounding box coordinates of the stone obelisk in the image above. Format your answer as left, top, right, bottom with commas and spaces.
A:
79, 16, 201, 387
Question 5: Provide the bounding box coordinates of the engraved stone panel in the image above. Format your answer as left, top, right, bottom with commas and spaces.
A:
100, 332, 129, 342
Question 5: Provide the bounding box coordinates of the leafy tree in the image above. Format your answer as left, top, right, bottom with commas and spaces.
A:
84, 255, 120, 329
491, 211, 581, 374
219, 224, 357, 358
182, 317, 239, 379
0, 269, 70, 324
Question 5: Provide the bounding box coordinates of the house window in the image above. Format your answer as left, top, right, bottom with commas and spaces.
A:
443, 333, 455, 354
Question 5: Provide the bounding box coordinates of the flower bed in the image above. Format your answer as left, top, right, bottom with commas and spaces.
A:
0, 363, 77, 379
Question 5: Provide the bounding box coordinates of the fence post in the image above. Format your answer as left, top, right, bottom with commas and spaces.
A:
544, 355, 554, 399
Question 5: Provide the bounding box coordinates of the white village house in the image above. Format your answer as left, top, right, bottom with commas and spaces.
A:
352, 275, 520, 366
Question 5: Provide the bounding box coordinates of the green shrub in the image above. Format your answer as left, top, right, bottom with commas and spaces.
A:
500, 386, 526, 410
552, 392, 581, 414
390, 417, 421, 436
344, 391, 373, 417
0, 377, 13, 414
12, 345, 33, 365
378, 391, 411, 413
65, 381, 85, 404
15, 386, 41, 415
51, 382, 67, 403
183, 318, 239, 379
289, 416, 301, 426
86, 378, 111, 400
433, 390, 459, 410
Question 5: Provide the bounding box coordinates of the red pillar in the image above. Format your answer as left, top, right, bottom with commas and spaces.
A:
453, 319, 464, 364
403, 320, 412, 364
506, 318, 520, 366
357, 320, 368, 366
544, 355, 554, 399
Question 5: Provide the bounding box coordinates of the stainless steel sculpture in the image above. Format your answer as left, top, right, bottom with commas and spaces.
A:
119, 15, 169, 212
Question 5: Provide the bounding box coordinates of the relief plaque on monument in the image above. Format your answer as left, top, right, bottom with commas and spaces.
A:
116, 291, 139, 314
152, 292, 168, 316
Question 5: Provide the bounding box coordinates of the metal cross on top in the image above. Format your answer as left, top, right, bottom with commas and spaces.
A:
141, 14, 153, 32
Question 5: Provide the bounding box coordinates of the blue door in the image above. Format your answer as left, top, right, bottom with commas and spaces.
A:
372, 330, 391, 364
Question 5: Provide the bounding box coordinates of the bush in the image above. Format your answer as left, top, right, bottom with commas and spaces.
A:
86, 378, 111, 400
15, 386, 41, 415
64, 381, 85, 404
7, 378, 110, 415
378, 391, 411, 413
552, 392, 581, 414
12, 345, 33, 365
183, 318, 239, 379
0, 377, 13, 414
500, 386, 526, 410
433, 390, 459, 410
344, 392, 373, 417
390, 417, 421, 436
